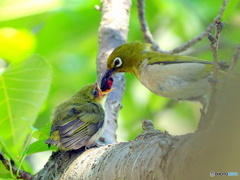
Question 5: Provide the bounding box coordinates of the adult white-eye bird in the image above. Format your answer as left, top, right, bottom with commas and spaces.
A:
45, 83, 112, 152
101, 42, 228, 108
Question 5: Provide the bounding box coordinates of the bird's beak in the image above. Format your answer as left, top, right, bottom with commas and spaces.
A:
101, 87, 114, 95
97, 87, 105, 99
94, 83, 113, 101
100, 69, 115, 92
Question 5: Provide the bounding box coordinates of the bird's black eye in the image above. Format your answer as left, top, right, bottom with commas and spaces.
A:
113, 57, 122, 68
92, 89, 99, 97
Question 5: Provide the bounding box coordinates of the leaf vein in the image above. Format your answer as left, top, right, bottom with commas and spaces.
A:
0, 77, 15, 146
3, 77, 50, 83
6, 87, 48, 94
0, 100, 7, 106
4, 68, 50, 75
9, 98, 40, 109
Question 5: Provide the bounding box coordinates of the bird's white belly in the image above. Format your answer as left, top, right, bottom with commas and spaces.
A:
139, 61, 212, 100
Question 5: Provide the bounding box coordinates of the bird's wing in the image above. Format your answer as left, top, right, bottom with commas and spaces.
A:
49, 102, 104, 150
145, 51, 213, 65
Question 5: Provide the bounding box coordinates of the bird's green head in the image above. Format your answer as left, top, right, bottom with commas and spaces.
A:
74, 83, 107, 103
106, 42, 152, 74
100, 42, 152, 91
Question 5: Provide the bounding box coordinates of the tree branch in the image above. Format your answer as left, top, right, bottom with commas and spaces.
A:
226, 45, 240, 79
137, 0, 163, 52
0, 153, 32, 180
137, 0, 229, 54
167, 73, 240, 179
96, 0, 130, 145
165, 0, 228, 54
198, 22, 224, 129
34, 120, 177, 180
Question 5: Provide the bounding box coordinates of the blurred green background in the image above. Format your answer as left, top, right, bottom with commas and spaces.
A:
0, 0, 239, 177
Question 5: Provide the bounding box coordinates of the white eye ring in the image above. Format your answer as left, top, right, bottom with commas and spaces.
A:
113, 57, 122, 68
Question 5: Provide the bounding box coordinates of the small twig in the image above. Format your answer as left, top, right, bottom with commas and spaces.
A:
96, 0, 129, 144
208, 38, 218, 87
211, 21, 224, 84
137, 0, 162, 52
226, 45, 240, 79
198, 21, 224, 130
137, 0, 229, 54
0, 152, 32, 180
166, 0, 228, 54
208, 21, 224, 96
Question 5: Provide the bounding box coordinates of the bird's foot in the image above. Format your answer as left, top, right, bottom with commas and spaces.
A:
188, 96, 208, 113
200, 108, 206, 117
218, 60, 229, 69
85, 142, 102, 150
208, 75, 221, 84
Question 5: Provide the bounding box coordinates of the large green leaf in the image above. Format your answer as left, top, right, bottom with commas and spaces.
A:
32, 122, 52, 140
25, 139, 57, 156
0, 55, 52, 157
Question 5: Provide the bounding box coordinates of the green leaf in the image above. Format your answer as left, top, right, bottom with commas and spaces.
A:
32, 123, 52, 140
0, 55, 52, 157
25, 139, 57, 156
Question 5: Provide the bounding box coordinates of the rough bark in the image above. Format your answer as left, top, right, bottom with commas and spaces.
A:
165, 78, 240, 180
96, 0, 129, 145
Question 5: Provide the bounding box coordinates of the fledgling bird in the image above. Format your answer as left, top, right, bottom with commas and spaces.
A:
45, 83, 112, 152
101, 42, 228, 109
